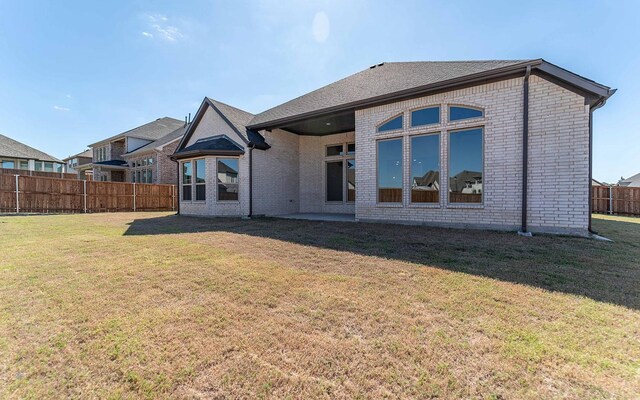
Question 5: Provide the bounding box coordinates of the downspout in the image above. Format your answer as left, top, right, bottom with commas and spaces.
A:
248, 144, 254, 218
176, 160, 180, 215
520, 66, 531, 234
588, 94, 612, 233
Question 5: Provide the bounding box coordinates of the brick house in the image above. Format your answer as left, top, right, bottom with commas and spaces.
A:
63, 149, 93, 180
122, 124, 188, 185
88, 117, 185, 182
173, 60, 614, 236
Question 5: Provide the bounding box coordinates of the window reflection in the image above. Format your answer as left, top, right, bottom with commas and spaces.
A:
411, 134, 440, 203
377, 139, 403, 202
449, 128, 483, 203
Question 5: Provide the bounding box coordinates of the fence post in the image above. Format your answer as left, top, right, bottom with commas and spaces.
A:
15, 175, 19, 213
83, 180, 87, 213
133, 182, 136, 212
609, 186, 613, 215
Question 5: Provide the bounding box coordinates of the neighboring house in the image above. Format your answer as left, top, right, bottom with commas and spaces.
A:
592, 178, 607, 186
63, 149, 93, 179
173, 59, 614, 236
88, 117, 185, 182
122, 124, 188, 185
618, 173, 640, 187
0, 133, 65, 172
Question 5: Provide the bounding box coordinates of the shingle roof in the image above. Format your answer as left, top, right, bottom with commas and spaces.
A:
94, 160, 128, 166
173, 135, 245, 159
207, 98, 269, 149
0, 133, 62, 162
619, 172, 640, 187
63, 148, 93, 161
124, 124, 188, 157
249, 60, 535, 128
89, 117, 185, 147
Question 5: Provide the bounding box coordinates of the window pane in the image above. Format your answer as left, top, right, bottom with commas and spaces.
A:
35, 161, 42, 171
449, 128, 483, 203
19, 160, 28, 170
326, 144, 343, 157
195, 185, 206, 201
377, 115, 403, 132
218, 158, 239, 201
56, 164, 63, 172
136, 170, 141, 183
326, 161, 343, 201
347, 143, 355, 156
2, 160, 15, 169
411, 107, 440, 127
411, 135, 440, 203
182, 185, 192, 201
44, 162, 54, 172
449, 106, 483, 121
147, 170, 152, 183
195, 159, 206, 183
346, 159, 356, 202
377, 139, 403, 202
182, 161, 192, 185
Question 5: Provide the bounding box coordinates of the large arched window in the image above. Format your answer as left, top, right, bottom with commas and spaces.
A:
449, 106, 484, 122
377, 114, 403, 132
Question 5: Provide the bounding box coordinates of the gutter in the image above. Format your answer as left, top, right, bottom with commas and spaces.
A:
520, 66, 531, 235
176, 160, 180, 216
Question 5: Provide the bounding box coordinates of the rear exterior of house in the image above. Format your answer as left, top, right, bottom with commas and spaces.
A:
174, 59, 614, 236
0, 134, 65, 173
88, 117, 185, 182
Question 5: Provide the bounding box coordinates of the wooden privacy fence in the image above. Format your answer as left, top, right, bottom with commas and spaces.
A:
592, 186, 640, 216
0, 175, 176, 213
0, 167, 77, 180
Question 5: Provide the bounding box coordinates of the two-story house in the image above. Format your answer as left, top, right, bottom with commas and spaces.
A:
63, 149, 93, 179
88, 117, 185, 182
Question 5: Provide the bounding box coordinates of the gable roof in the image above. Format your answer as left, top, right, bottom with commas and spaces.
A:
248, 59, 615, 130
0, 134, 62, 162
89, 117, 185, 147
619, 173, 640, 187
63, 149, 93, 161
124, 125, 188, 157
175, 98, 269, 154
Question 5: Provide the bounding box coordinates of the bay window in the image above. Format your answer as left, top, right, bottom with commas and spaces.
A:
217, 158, 239, 201
182, 161, 192, 201
195, 159, 206, 201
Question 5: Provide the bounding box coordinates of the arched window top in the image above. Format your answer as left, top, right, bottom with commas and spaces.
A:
449, 106, 484, 122
377, 114, 403, 132
411, 106, 440, 127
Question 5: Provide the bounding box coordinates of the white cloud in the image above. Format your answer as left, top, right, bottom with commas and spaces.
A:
53, 105, 70, 112
312, 11, 330, 43
143, 14, 183, 42
65, 94, 72, 99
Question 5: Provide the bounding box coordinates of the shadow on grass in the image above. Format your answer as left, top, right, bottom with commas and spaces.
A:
124, 214, 640, 310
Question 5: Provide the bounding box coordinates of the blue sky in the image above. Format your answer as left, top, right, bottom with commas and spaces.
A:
0, 0, 637, 183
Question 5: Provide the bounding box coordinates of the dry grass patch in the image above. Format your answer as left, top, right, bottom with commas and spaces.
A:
0, 212, 639, 399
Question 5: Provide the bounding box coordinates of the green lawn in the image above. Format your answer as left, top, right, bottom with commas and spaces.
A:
0, 212, 638, 399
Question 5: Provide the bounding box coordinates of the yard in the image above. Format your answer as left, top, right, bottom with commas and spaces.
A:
0, 213, 638, 399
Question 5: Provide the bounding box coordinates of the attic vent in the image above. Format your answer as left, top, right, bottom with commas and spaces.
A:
369, 62, 385, 69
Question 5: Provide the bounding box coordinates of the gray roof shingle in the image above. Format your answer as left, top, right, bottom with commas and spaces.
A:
124, 125, 188, 157
89, 117, 185, 146
248, 60, 534, 127
0, 134, 62, 162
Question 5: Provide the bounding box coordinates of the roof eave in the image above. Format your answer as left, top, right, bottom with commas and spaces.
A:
171, 149, 245, 160
247, 59, 545, 130
247, 59, 615, 130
